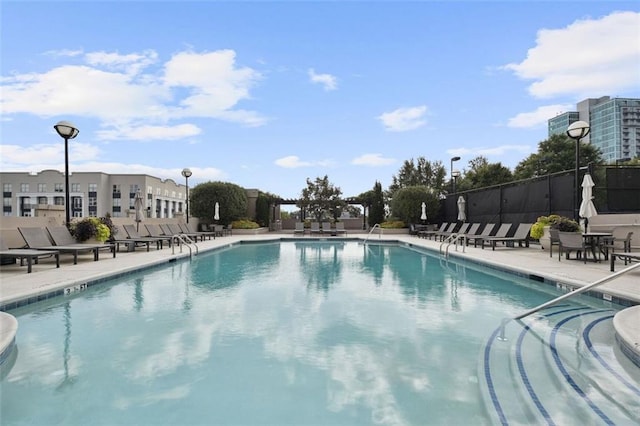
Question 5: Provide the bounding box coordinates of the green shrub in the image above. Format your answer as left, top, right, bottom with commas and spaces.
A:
231, 219, 260, 229
70, 217, 112, 242
530, 214, 579, 239
380, 220, 405, 229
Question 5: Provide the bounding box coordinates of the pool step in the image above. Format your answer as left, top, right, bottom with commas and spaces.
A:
479, 305, 640, 425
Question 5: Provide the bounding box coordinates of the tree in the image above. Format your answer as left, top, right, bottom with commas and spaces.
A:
390, 186, 440, 225
387, 157, 447, 199
255, 191, 280, 227
190, 181, 247, 225
457, 156, 513, 190
513, 134, 603, 180
368, 181, 385, 227
296, 175, 345, 222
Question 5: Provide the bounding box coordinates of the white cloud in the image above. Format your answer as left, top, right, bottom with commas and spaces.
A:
0, 142, 225, 182
503, 11, 640, 98
377, 106, 427, 132
274, 155, 314, 168
308, 68, 338, 91
351, 153, 396, 166
507, 104, 574, 128
274, 155, 335, 168
0, 142, 101, 165
95, 123, 202, 141
0, 48, 267, 141
85, 50, 158, 75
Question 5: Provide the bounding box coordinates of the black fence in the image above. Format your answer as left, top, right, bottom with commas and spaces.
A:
442, 166, 640, 225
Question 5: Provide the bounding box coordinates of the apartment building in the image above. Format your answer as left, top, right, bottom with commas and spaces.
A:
1, 170, 187, 219
548, 96, 640, 163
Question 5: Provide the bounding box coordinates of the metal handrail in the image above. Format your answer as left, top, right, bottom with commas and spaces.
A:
439, 233, 466, 257
171, 234, 199, 257
498, 261, 640, 339
364, 224, 381, 243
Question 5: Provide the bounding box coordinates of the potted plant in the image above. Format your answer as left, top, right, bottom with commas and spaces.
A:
70, 216, 115, 243
531, 214, 580, 249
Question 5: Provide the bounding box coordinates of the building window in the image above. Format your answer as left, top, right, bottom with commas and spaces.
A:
73, 197, 82, 208
54, 197, 64, 206
71, 183, 81, 192
20, 183, 29, 192
89, 197, 97, 207
3, 198, 11, 207
38, 183, 47, 192
37, 196, 48, 205
3, 183, 11, 192
54, 183, 63, 193
113, 184, 121, 194
113, 198, 121, 207
88, 183, 97, 192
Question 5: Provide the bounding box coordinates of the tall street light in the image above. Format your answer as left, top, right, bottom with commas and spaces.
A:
54, 121, 79, 227
181, 168, 192, 223
450, 156, 461, 193
452, 170, 461, 194
566, 121, 590, 221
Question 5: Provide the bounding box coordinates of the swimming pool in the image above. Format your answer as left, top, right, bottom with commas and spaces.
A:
0, 241, 627, 425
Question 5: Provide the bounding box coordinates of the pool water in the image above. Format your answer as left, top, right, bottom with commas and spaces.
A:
0, 241, 619, 425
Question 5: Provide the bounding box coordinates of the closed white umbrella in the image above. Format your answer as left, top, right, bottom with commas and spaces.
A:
134, 189, 144, 231
421, 202, 427, 221
579, 173, 597, 228
457, 196, 466, 222
214, 202, 220, 221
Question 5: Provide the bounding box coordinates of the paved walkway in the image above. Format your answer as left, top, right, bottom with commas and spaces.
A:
1, 232, 638, 363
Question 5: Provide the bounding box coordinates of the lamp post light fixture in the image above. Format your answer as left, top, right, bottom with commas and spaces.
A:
54, 121, 79, 227
566, 121, 590, 221
181, 168, 193, 223
450, 156, 461, 193
451, 170, 461, 194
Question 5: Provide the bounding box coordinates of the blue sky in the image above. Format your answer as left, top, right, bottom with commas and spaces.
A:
2, 2, 639, 204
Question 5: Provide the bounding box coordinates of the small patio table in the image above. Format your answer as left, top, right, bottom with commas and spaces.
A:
582, 232, 613, 262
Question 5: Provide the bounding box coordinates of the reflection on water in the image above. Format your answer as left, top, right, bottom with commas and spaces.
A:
1, 242, 613, 426
296, 241, 344, 292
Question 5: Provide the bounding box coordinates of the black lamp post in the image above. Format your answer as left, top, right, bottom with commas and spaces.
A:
54, 121, 79, 227
181, 168, 192, 223
452, 170, 461, 194
566, 120, 590, 221
450, 156, 461, 193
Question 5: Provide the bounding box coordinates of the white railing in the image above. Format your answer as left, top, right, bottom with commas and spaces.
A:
363, 224, 381, 243
171, 234, 199, 257
439, 233, 466, 258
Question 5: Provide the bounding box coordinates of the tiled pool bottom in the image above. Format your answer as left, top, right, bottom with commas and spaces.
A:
0, 241, 630, 425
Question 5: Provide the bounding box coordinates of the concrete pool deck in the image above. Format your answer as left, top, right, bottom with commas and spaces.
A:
1, 232, 638, 365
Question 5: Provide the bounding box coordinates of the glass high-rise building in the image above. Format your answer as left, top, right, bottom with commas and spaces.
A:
548, 96, 640, 163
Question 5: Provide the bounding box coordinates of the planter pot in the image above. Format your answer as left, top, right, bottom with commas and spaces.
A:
539, 226, 551, 249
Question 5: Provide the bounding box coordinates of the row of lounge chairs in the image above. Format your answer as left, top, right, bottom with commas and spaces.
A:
417, 222, 533, 250
418, 222, 638, 269
0, 222, 224, 273
294, 222, 347, 236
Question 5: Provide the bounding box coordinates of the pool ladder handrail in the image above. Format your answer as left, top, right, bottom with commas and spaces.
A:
498, 261, 640, 340
363, 224, 382, 243
171, 233, 199, 257
439, 233, 466, 258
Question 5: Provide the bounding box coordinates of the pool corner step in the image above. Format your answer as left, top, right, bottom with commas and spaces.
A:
479, 306, 640, 425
